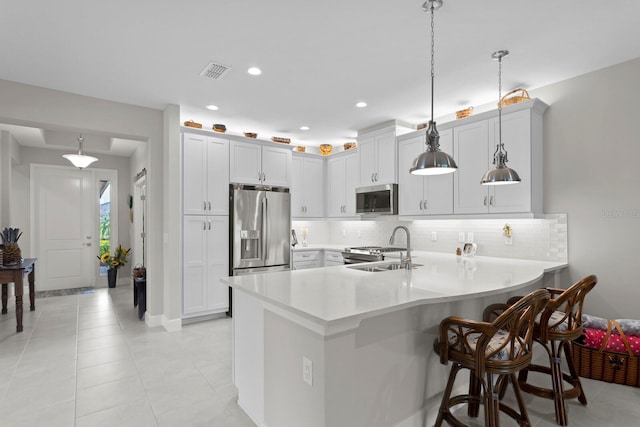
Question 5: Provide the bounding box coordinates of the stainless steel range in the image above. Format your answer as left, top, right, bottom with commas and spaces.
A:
341, 246, 406, 264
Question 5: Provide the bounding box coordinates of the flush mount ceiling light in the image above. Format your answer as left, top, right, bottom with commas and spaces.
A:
247, 67, 262, 75
63, 134, 98, 169
356, 101, 367, 108
300, 126, 310, 131
206, 104, 219, 111
481, 50, 521, 185
410, 0, 457, 176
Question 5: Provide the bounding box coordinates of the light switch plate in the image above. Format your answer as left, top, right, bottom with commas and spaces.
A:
303, 356, 313, 386
458, 232, 465, 243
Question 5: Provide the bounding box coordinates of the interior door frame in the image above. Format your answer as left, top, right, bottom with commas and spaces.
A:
29, 164, 118, 289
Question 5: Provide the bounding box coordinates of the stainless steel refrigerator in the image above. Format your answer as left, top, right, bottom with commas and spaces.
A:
230, 185, 291, 275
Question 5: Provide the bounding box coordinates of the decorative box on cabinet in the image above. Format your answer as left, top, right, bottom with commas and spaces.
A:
182, 216, 229, 318
182, 133, 229, 215
229, 140, 291, 187
453, 100, 546, 216
291, 153, 324, 218
327, 151, 359, 217
398, 130, 454, 216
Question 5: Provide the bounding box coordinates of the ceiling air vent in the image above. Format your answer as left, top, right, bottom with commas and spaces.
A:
200, 61, 230, 80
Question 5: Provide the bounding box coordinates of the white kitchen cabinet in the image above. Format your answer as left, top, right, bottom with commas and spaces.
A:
358, 128, 397, 186
398, 130, 454, 216
182, 133, 229, 215
323, 250, 344, 267
291, 154, 324, 218
183, 215, 229, 318
292, 250, 321, 270
230, 140, 291, 187
453, 106, 543, 215
327, 151, 359, 217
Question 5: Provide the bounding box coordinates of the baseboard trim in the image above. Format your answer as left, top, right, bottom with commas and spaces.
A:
162, 316, 182, 332
145, 313, 163, 328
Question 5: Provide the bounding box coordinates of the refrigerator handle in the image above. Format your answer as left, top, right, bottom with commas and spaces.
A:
262, 197, 268, 261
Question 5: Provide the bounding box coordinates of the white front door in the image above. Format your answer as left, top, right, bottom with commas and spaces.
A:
32, 165, 96, 291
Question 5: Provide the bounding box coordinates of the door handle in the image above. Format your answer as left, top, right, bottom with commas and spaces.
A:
203, 222, 207, 230
208, 220, 212, 230
83, 242, 92, 246
424, 200, 427, 210
489, 196, 494, 207
208, 201, 212, 211
419, 200, 423, 210
203, 201, 207, 210
483, 196, 488, 207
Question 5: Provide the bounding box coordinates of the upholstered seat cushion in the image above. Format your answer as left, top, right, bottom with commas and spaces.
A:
537, 310, 570, 331
448, 328, 523, 361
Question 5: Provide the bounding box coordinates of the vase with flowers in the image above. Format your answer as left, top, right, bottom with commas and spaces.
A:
98, 245, 130, 288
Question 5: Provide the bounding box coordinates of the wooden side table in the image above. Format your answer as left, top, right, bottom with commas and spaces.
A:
1, 258, 37, 332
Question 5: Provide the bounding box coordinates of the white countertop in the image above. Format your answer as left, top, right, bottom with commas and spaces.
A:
291, 243, 345, 251
222, 252, 566, 335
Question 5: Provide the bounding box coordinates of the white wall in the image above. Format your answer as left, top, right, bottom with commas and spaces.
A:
529, 58, 640, 319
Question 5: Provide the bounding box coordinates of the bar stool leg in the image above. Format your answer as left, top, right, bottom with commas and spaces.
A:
484, 373, 499, 427
468, 370, 481, 417
435, 363, 461, 427
563, 341, 587, 405
549, 341, 568, 426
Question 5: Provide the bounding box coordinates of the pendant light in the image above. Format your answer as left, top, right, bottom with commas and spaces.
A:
410, 0, 457, 176
481, 50, 521, 185
63, 134, 98, 169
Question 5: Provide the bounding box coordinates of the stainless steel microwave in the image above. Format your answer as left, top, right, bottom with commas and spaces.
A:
356, 184, 398, 215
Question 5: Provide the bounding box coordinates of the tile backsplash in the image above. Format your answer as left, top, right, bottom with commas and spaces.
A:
293, 214, 567, 263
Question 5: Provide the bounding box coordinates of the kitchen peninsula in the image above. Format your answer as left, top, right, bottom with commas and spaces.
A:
222, 252, 566, 427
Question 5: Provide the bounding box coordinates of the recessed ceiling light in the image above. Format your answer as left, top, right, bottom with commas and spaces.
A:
206, 105, 219, 111
300, 126, 310, 131
248, 67, 262, 76
356, 102, 367, 108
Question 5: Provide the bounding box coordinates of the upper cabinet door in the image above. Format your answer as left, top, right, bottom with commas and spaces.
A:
453, 121, 490, 214
183, 133, 208, 215
375, 131, 397, 185
327, 156, 346, 217
301, 157, 324, 217
487, 109, 532, 213
343, 153, 359, 216
261, 145, 291, 187
230, 141, 262, 185
424, 128, 454, 215
206, 136, 230, 215
358, 135, 376, 185
398, 134, 425, 215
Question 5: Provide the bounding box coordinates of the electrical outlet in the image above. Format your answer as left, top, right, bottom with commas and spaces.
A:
431, 231, 437, 242
303, 356, 313, 386
458, 232, 465, 243
467, 232, 474, 243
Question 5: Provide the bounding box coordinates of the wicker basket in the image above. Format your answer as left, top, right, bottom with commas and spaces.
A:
183, 120, 202, 129
572, 320, 640, 387
319, 144, 332, 156
294, 146, 306, 152
498, 88, 530, 107
455, 107, 473, 119
343, 142, 356, 151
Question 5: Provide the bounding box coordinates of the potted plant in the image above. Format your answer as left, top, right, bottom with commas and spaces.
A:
98, 245, 130, 288
1, 227, 23, 266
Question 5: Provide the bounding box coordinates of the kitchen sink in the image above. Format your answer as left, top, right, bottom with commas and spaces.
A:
347, 262, 423, 272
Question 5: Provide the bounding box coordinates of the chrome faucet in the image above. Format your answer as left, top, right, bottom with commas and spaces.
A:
389, 225, 412, 269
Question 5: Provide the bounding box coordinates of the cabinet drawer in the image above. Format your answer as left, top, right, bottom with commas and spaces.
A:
293, 250, 320, 262
324, 251, 343, 263
293, 260, 322, 270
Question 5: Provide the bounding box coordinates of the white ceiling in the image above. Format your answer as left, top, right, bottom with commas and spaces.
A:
1, 0, 639, 151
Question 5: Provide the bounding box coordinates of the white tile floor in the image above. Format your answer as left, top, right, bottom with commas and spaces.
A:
0, 285, 255, 427
1, 284, 639, 426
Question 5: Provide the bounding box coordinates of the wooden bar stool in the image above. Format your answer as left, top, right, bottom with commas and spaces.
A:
516, 275, 597, 426
433, 289, 550, 427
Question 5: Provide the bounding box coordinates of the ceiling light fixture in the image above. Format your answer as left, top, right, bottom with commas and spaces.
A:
248, 67, 262, 75
481, 50, 521, 186
206, 104, 219, 111
356, 102, 367, 108
410, 0, 457, 176
63, 134, 98, 169
300, 126, 310, 131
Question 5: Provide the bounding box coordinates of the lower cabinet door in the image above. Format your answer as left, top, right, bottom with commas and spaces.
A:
183, 215, 229, 317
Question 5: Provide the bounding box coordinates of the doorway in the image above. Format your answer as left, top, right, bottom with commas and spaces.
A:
98, 180, 112, 277
31, 165, 118, 291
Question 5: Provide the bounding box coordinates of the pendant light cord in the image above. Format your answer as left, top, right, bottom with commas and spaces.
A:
498, 56, 503, 153
430, 3, 435, 122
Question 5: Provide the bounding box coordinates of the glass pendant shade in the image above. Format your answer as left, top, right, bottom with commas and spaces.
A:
63, 135, 98, 169
410, 0, 457, 176
482, 50, 520, 185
